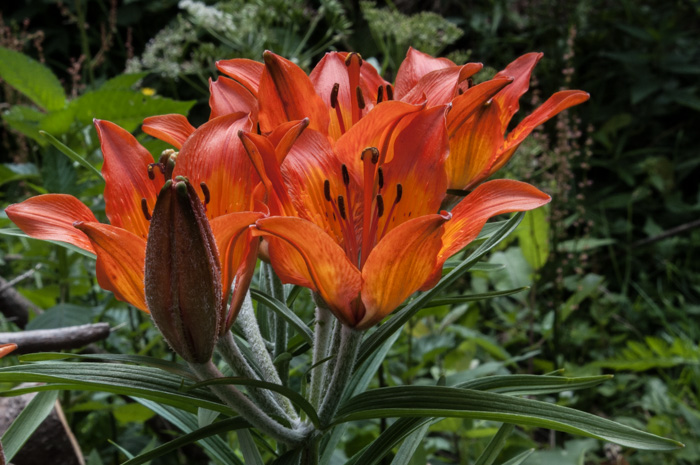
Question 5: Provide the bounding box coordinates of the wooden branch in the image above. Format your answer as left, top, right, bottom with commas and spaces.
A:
0, 323, 110, 354
631, 218, 700, 248
0, 276, 43, 330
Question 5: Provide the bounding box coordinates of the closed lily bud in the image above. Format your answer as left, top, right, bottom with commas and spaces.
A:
145, 176, 223, 363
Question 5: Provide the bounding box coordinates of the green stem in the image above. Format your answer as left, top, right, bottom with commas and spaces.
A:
309, 303, 333, 409
189, 361, 306, 447
237, 293, 299, 422
318, 325, 362, 427
217, 331, 290, 421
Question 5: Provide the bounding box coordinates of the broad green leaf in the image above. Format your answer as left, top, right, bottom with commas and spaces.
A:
101, 73, 149, 90
19, 352, 193, 378
358, 213, 525, 365
0, 47, 66, 111
516, 207, 549, 270
2, 105, 46, 142
25, 304, 96, 330
474, 423, 515, 465
135, 399, 244, 465
238, 429, 264, 465
1, 390, 59, 461
334, 386, 683, 450
250, 289, 314, 346
0, 362, 230, 415
188, 376, 320, 427
70, 89, 194, 133
40, 130, 104, 180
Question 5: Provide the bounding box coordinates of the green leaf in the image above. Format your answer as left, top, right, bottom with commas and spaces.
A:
358, 213, 525, 365
101, 73, 149, 90
270, 449, 301, 465
516, 207, 549, 270
0, 362, 230, 415
40, 130, 104, 181
0, 162, 40, 187
416, 287, 529, 309
1, 390, 59, 461
345, 417, 435, 465
113, 403, 155, 423
456, 374, 613, 395
2, 105, 46, 142
0, 47, 66, 111
134, 399, 244, 465
389, 422, 431, 465
333, 386, 683, 450
25, 304, 96, 330
120, 416, 249, 465
238, 429, 264, 465
70, 90, 194, 133
474, 423, 515, 465
250, 289, 314, 346
501, 449, 534, 465
18, 352, 193, 379
188, 376, 320, 427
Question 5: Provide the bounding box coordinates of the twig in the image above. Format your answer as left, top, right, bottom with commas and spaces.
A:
631, 218, 700, 249
0, 323, 111, 354
0, 276, 43, 329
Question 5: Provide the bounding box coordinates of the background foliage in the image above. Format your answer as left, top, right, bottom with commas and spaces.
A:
1, 0, 698, 464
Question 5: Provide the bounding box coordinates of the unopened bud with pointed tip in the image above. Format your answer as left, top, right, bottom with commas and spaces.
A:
144, 176, 223, 363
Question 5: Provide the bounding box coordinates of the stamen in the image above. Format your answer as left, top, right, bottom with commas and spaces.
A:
341, 164, 350, 186
330, 83, 340, 109
345, 52, 363, 67
378, 183, 404, 240
200, 182, 210, 205
467, 78, 474, 88
355, 86, 365, 110
361, 147, 379, 164
337, 196, 347, 220
377, 85, 384, 104
147, 164, 156, 180
458, 88, 464, 95
141, 198, 151, 221
376, 194, 384, 218
324, 179, 331, 201
377, 167, 384, 189
385, 84, 394, 101
395, 183, 403, 203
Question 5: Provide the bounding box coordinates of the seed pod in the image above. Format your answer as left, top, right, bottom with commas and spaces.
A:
144, 177, 223, 363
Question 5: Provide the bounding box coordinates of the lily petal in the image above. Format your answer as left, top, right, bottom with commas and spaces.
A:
173, 113, 257, 218
439, 180, 551, 262
258, 51, 329, 133
491, 90, 591, 175
0, 343, 17, 358
95, 119, 163, 240
492, 52, 543, 132
209, 76, 259, 120
255, 217, 362, 327
75, 222, 147, 312
216, 58, 264, 95
142, 114, 195, 149
395, 47, 457, 100
5, 194, 98, 253
359, 213, 449, 329
401, 63, 483, 107
444, 77, 515, 190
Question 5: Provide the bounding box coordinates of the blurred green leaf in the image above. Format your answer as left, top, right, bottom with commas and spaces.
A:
0, 47, 66, 111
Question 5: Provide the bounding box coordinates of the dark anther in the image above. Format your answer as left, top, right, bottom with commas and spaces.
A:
361, 147, 379, 162
148, 162, 165, 179
256, 122, 262, 135
386, 84, 394, 101
141, 198, 151, 221
324, 180, 331, 201
395, 184, 403, 204
458, 88, 464, 95
467, 78, 474, 88
147, 164, 156, 180
355, 86, 366, 109
330, 83, 340, 109
377, 86, 384, 104
341, 164, 350, 186
376, 194, 384, 218
200, 182, 211, 205
345, 52, 363, 67
337, 195, 347, 219
377, 167, 384, 189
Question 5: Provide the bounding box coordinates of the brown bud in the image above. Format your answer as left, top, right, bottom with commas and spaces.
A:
144, 177, 223, 363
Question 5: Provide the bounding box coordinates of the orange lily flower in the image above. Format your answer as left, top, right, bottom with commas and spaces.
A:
5, 116, 263, 331
240, 101, 551, 330
0, 344, 17, 358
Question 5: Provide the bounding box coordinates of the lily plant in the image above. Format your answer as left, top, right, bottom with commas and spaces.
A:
0, 48, 683, 465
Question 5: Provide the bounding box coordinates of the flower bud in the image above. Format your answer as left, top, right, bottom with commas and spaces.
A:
144, 176, 223, 363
